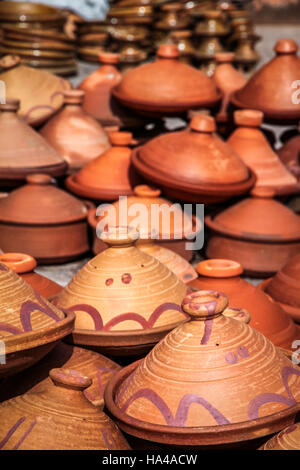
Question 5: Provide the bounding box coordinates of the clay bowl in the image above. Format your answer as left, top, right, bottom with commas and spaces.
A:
259, 423, 300, 450
0, 1, 66, 24
2, 26, 75, 44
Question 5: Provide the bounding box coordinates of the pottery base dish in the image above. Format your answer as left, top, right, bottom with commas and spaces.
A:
66, 173, 136, 201
0, 161, 68, 187
260, 278, 300, 324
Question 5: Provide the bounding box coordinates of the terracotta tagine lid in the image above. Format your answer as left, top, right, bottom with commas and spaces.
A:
260, 423, 300, 450
227, 110, 299, 195
277, 123, 300, 178
0, 263, 75, 378
231, 39, 300, 122
66, 131, 140, 200
132, 115, 255, 203
0, 100, 67, 185
54, 226, 188, 355
0, 252, 62, 299
112, 44, 222, 116
39, 90, 110, 172
105, 290, 300, 447
0, 368, 130, 450
188, 259, 300, 350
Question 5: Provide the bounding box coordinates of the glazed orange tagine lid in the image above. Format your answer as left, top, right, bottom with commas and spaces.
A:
105, 290, 300, 447
112, 44, 222, 116
260, 423, 300, 450
231, 39, 300, 121
0, 368, 130, 450
189, 259, 300, 350
131, 115, 255, 203
227, 110, 299, 195
66, 131, 140, 200
39, 90, 110, 171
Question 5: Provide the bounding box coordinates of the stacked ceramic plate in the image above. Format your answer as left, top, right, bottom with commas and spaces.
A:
76, 21, 110, 63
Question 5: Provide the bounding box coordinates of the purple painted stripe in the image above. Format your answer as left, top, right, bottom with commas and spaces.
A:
0, 323, 23, 335
0, 417, 26, 449
67, 304, 103, 330
20, 300, 62, 332
13, 419, 37, 450
248, 393, 296, 420
0, 263, 8, 271
101, 429, 116, 450
120, 388, 174, 425
25, 104, 53, 121
175, 393, 230, 426
200, 318, 213, 345
282, 366, 300, 399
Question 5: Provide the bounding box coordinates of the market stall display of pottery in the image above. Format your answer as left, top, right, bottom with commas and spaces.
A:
53, 226, 188, 356
0, 252, 62, 299
131, 115, 255, 203
0, 368, 130, 450
260, 423, 300, 450
0, 263, 75, 378
0, 174, 91, 263
277, 122, 300, 178
189, 259, 300, 350
105, 290, 300, 448
0, 100, 67, 186
40, 90, 110, 172
205, 187, 300, 277
66, 131, 140, 200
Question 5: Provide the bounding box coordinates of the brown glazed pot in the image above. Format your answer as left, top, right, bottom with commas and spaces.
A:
231, 39, 300, 122
131, 115, 255, 203
112, 44, 222, 116
260, 423, 300, 450
277, 123, 300, 178
188, 259, 300, 350
87, 184, 201, 261
0, 252, 62, 299
53, 226, 188, 356
227, 110, 299, 195
205, 187, 300, 277
0, 368, 130, 450
0, 174, 91, 264
0, 263, 75, 378
0, 100, 67, 186
40, 90, 110, 172
66, 131, 141, 200
105, 290, 300, 448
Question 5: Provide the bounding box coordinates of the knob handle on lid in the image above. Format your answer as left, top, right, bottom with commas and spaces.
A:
100, 226, 139, 246
182, 290, 229, 319
234, 109, 263, 128
251, 186, 275, 199
133, 185, 161, 198
190, 114, 216, 133
0, 252, 37, 274
0, 99, 20, 112
274, 39, 298, 55
50, 368, 92, 391
26, 173, 53, 185
215, 52, 235, 63
63, 90, 85, 104
157, 44, 180, 59
109, 131, 132, 146
98, 52, 120, 65
196, 259, 243, 278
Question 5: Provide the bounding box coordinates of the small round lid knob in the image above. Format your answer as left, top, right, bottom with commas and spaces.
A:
63, 90, 85, 104
0, 252, 37, 274
133, 185, 161, 198
98, 52, 120, 65
190, 114, 216, 133
50, 368, 92, 391
224, 307, 251, 324
251, 186, 275, 199
100, 226, 139, 247
26, 173, 53, 185
182, 290, 229, 320
274, 39, 298, 55
0, 99, 20, 112
109, 131, 132, 146
196, 259, 243, 278
157, 44, 180, 59
0, 54, 21, 70
234, 109, 263, 128
215, 52, 235, 63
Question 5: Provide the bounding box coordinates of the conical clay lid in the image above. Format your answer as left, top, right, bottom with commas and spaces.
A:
277, 124, 300, 177
261, 423, 300, 450
115, 290, 300, 427
55, 227, 187, 331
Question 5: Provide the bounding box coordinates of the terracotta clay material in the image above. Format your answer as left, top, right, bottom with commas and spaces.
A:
205, 187, 300, 277
53, 226, 188, 356
0, 100, 67, 186
0, 263, 75, 378
189, 259, 300, 350
40, 90, 110, 172
112, 44, 222, 116
0, 368, 130, 450
0, 252, 62, 299
277, 123, 300, 178
0, 174, 91, 264
231, 39, 300, 122
87, 184, 201, 261
66, 131, 141, 200
131, 115, 255, 203
105, 290, 300, 448
260, 423, 300, 450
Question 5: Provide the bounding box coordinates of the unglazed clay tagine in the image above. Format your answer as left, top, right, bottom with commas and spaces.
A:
105, 290, 300, 447
53, 226, 188, 356
0, 252, 62, 299
189, 259, 300, 350
66, 131, 141, 200
0, 100, 67, 185
260, 423, 300, 450
205, 187, 300, 277
0, 263, 75, 378
131, 115, 255, 203
231, 39, 300, 122
112, 44, 222, 116
0, 173, 91, 264
0, 368, 130, 450
40, 90, 110, 172
227, 110, 299, 195
278, 122, 300, 178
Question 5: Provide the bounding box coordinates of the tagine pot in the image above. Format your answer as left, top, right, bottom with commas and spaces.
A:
40, 90, 110, 172
227, 110, 299, 195
112, 44, 222, 117
188, 259, 300, 350
131, 115, 255, 203
0, 252, 62, 299
259, 423, 300, 450
0, 173, 92, 264
0, 100, 67, 186
0, 368, 130, 450
53, 226, 188, 357
104, 290, 300, 448
87, 185, 201, 261
231, 39, 300, 122
0, 263, 75, 378
277, 123, 300, 178
66, 131, 141, 201
205, 187, 300, 277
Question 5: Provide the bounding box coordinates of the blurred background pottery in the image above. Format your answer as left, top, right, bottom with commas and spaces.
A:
277, 122, 300, 178
259, 423, 300, 450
